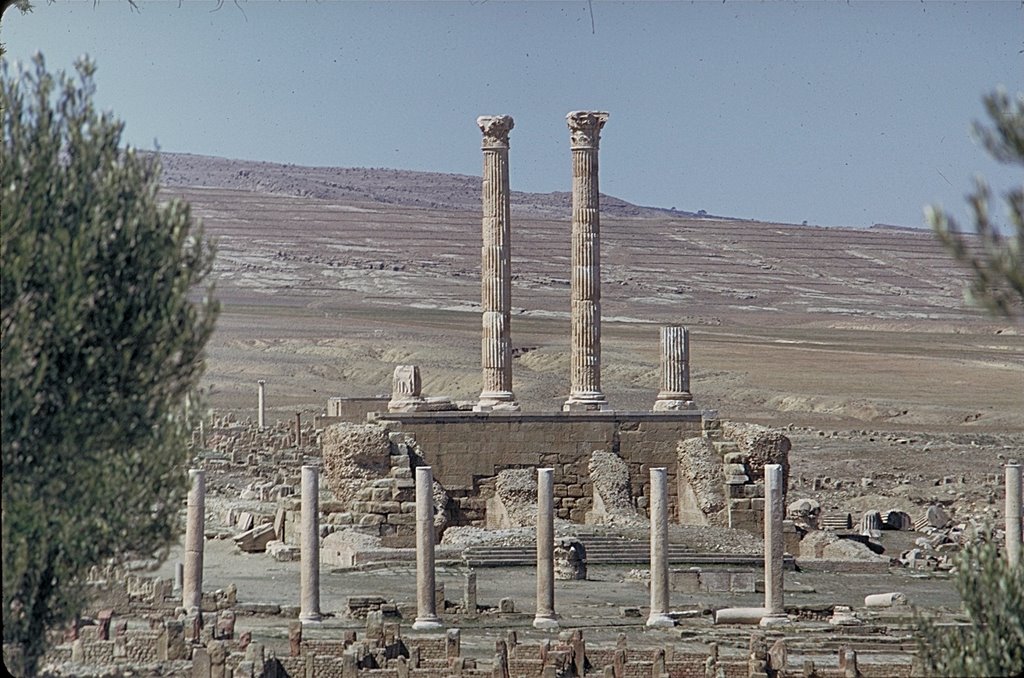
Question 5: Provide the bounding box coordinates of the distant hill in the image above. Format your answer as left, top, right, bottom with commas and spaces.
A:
155, 152, 734, 220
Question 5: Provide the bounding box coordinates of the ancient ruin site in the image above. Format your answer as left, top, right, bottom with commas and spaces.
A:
32, 113, 1023, 678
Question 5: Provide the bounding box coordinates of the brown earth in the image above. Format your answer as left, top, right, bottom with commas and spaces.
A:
160, 152, 1022, 499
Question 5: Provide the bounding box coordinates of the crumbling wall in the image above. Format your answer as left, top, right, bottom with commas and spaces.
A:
321, 423, 392, 511
584, 450, 643, 526
486, 469, 537, 528
721, 420, 791, 490
676, 436, 727, 526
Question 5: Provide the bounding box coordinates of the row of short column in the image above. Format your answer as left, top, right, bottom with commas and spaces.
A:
182, 460, 1022, 631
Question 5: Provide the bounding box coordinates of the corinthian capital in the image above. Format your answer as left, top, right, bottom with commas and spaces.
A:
477, 115, 514, 149
566, 111, 609, 149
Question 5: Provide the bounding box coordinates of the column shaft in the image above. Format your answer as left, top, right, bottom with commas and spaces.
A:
534, 468, 558, 629
647, 468, 674, 627
257, 380, 265, 430
476, 116, 519, 411
564, 111, 609, 411
300, 466, 321, 622
413, 466, 443, 630
1007, 462, 1022, 569
761, 464, 788, 626
654, 326, 695, 410
182, 469, 205, 612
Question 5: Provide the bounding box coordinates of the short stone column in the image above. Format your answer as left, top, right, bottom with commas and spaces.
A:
647, 467, 674, 627
182, 469, 205, 612
653, 326, 695, 411
257, 380, 266, 430
475, 115, 520, 412
563, 111, 610, 411
533, 467, 559, 629
299, 466, 321, 622
413, 466, 443, 630
294, 412, 302, 447
1006, 461, 1022, 569
760, 463, 789, 626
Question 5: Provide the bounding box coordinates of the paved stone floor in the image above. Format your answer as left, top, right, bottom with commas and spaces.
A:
154, 537, 959, 665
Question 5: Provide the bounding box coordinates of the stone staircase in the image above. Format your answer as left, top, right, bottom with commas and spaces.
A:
462, 531, 794, 569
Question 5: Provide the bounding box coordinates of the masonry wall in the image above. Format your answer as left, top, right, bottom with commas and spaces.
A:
371, 411, 704, 523
325, 397, 390, 422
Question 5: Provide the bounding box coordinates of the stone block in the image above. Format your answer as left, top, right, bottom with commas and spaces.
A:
234, 524, 276, 553
358, 514, 384, 527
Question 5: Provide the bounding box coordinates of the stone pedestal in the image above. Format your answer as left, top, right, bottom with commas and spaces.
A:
475, 115, 520, 412
257, 380, 265, 430
760, 464, 789, 626
182, 469, 205, 612
646, 468, 674, 627
653, 326, 695, 411
563, 111, 609, 412
299, 466, 321, 623
533, 468, 559, 629
413, 466, 443, 630
1007, 461, 1022, 569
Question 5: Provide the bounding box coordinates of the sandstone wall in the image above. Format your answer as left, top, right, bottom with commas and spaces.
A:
371, 411, 703, 523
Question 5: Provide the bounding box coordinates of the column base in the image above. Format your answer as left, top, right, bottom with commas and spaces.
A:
474, 392, 520, 412
412, 616, 444, 631
532, 614, 559, 630
652, 398, 697, 412
299, 613, 322, 625
645, 613, 675, 628
759, 613, 791, 627
562, 395, 608, 412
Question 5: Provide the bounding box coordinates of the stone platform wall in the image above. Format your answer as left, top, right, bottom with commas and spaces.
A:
324, 397, 390, 422
369, 411, 704, 523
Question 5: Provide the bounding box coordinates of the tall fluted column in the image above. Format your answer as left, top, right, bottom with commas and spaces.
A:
533, 467, 559, 629
182, 469, 205, 612
257, 380, 266, 430
653, 326, 695, 411
413, 466, 443, 630
647, 468, 674, 627
1006, 461, 1022, 569
475, 116, 520, 412
299, 466, 321, 622
760, 464, 789, 626
563, 111, 609, 412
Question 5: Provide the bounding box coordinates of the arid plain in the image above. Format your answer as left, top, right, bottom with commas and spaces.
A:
160, 152, 1023, 495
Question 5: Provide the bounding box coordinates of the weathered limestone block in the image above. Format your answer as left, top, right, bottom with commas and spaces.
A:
676, 437, 727, 526
387, 365, 456, 412
798, 531, 888, 563
585, 450, 643, 526
234, 523, 276, 553
787, 498, 821, 531
486, 469, 537, 528
720, 421, 791, 491
553, 538, 587, 581
321, 423, 392, 511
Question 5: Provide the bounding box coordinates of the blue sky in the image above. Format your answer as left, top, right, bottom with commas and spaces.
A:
3, 1, 1022, 228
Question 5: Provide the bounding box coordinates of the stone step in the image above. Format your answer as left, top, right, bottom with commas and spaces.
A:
463, 548, 795, 569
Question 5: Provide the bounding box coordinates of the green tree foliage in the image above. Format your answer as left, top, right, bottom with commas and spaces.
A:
927, 89, 1024, 318
915, 526, 1024, 676
1, 55, 218, 674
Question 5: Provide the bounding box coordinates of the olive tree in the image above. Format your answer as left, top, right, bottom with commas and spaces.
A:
914, 525, 1024, 676
927, 89, 1024, 318
1, 54, 218, 674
